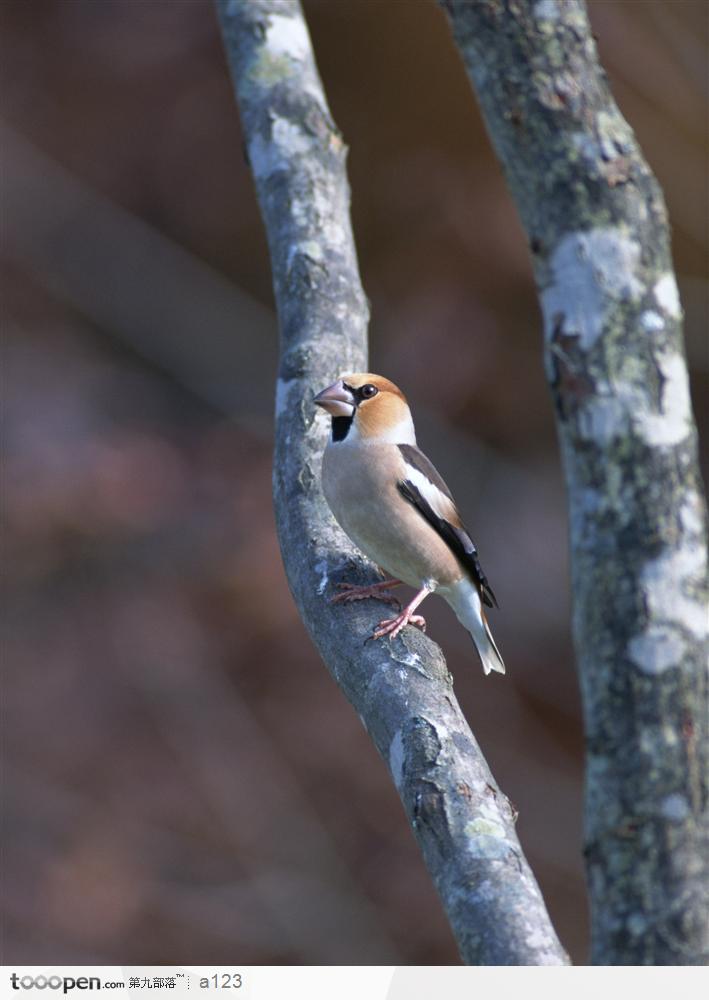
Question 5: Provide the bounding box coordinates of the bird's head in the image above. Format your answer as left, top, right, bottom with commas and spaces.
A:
314, 373, 416, 444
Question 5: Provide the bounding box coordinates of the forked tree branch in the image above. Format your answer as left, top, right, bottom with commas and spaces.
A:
215, 0, 568, 966
440, 0, 708, 965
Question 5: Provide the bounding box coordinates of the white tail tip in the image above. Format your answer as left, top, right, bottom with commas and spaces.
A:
478, 616, 506, 675
480, 647, 506, 675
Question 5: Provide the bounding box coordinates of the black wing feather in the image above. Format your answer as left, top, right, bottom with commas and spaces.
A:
397, 477, 498, 609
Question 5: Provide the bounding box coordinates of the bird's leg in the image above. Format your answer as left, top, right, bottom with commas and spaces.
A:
330, 578, 402, 607
371, 586, 431, 640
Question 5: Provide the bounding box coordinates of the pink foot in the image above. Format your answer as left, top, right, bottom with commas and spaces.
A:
330, 580, 402, 607
371, 610, 427, 641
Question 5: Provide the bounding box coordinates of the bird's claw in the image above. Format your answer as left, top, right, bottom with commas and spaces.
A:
329, 581, 401, 608
371, 611, 427, 641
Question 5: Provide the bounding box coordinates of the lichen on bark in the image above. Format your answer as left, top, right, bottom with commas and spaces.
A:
441, 0, 708, 966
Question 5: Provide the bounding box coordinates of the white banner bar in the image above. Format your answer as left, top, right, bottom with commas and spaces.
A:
1, 966, 707, 1000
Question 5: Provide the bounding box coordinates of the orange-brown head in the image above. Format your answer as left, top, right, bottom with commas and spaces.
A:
314, 373, 416, 445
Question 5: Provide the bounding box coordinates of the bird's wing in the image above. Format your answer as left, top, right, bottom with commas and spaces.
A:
396, 443, 498, 608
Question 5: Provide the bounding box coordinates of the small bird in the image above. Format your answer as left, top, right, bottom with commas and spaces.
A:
314, 373, 505, 675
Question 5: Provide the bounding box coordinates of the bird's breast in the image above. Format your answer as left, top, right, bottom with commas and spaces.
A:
321, 441, 464, 589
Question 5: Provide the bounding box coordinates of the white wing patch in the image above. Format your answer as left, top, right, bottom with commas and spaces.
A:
403, 463, 457, 522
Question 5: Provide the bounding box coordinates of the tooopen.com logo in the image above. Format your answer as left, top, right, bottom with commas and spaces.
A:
9, 975, 111, 994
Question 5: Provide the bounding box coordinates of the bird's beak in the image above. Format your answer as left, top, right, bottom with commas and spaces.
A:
314, 380, 355, 418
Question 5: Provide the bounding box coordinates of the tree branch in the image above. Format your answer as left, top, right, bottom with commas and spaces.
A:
440, 0, 708, 965
215, 0, 568, 966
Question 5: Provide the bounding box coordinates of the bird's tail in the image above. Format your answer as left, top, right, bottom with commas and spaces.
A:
447, 579, 506, 676
474, 610, 506, 675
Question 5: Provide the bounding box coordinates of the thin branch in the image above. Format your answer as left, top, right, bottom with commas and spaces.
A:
215, 0, 568, 966
440, 0, 709, 966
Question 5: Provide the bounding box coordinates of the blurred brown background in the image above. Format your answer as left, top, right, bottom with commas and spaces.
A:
2, 0, 707, 966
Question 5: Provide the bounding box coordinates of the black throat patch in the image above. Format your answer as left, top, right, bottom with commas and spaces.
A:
331, 415, 354, 442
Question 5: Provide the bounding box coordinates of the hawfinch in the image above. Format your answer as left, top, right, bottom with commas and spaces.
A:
314, 373, 505, 675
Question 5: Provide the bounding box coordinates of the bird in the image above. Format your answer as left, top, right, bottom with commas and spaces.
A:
313, 372, 505, 675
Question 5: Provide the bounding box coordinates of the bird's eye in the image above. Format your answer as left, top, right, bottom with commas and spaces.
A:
360, 384, 378, 399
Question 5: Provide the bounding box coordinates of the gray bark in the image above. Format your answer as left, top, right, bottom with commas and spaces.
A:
215, 0, 568, 966
440, 0, 708, 966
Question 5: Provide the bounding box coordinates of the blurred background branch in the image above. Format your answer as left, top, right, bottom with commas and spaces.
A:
442, 0, 708, 965
1, 122, 277, 422
215, 0, 568, 967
